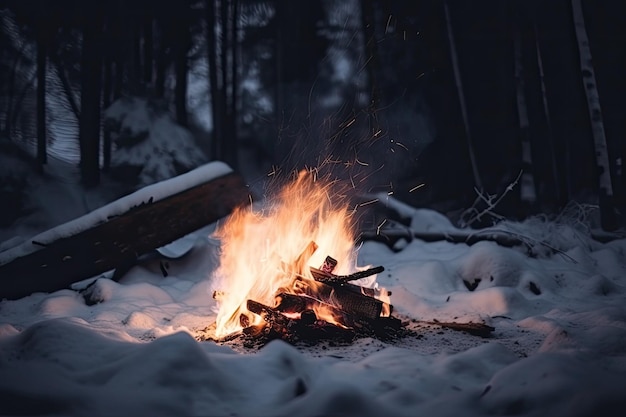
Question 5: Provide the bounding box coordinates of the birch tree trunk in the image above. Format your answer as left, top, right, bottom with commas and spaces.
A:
571, 0, 616, 229
443, 0, 482, 191
514, 27, 536, 206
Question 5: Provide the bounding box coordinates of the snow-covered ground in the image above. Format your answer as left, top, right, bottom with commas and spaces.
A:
1, 164, 626, 416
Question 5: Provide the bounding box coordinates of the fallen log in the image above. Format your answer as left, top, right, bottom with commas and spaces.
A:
423, 320, 495, 338
0, 170, 250, 300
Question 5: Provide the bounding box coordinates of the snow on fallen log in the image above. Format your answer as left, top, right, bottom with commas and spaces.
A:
0, 161, 250, 300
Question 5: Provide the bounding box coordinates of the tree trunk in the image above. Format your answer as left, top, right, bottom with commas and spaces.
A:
225, 0, 239, 169
534, 24, 562, 207
571, 0, 616, 230
143, 14, 154, 85
207, 0, 222, 160
514, 26, 537, 206
102, 56, 112, 172
173, 15, 189, 127
219, 0, 229, 156
155, 30, 167, 98
79, 10, 103, 187
360, 0, 381, 137
53, 62, 80, 121
36, 27, 47, 171
443, 0, 482, 191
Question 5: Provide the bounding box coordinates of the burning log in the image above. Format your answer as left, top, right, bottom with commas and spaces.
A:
275, 292, 402, 339
309, 265, 385, 285
293, 277, 385, 320
246, 299, 355, 344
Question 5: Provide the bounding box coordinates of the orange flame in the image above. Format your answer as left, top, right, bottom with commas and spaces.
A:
212, 170, 360, 338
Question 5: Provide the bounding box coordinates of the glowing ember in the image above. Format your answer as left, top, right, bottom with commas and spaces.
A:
211, 170, 383, 338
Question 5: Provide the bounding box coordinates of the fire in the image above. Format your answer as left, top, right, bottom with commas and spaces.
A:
211, 170, 364, 338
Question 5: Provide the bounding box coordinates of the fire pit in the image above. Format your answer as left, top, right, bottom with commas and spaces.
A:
209, 170, 402, 346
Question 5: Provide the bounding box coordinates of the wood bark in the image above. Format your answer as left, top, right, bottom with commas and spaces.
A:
102, 57, 112, 172
79, 9, 103, 187
443, 1, 482, 191
0, 172, 250, 300
143, 13, 154, 85
514, 26, 537, 205
424, 320, 494, 338
207, 0, 222, 160
309, 266, 384, 285
293, 276, 384, 320
226, 0, 239, 169
174, 22, 189, 127
360, 0, 381, 136
571, 0, 616, 230
534, 26, 562, 206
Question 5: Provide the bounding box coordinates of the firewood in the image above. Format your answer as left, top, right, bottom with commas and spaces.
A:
293, 277, 384, 320
319, 256, 337, 273
247, 299, 293, 330
246, 298, 355, 344
275, 293, 403, 340
310, 265, 385, 285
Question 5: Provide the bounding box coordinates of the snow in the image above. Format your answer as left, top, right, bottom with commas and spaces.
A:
104, 97, 207, 187
2, 181, 626, 416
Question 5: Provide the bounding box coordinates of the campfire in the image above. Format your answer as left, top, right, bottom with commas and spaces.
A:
210, 170, 401, 345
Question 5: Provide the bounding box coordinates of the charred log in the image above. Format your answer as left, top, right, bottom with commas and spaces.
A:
309, 265, 385, 285
275, 292, 402, 340
246, 299, 355, 344
293, 277, 385, 320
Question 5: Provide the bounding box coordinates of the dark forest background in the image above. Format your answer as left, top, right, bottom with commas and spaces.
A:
0, 0, 625, 231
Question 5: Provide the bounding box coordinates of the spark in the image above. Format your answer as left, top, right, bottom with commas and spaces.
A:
355, 157, 369, 166
385, 15, 392, 34
350, 175, 356, 189
417, 72, 425, 79
359, 198, 379, 207
387, 191, 394, 196
394, 141, 409, 151
376, 219, 387, 235
410, 183, 425, 192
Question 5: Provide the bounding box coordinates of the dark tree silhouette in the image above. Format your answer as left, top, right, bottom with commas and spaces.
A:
78, 3, 103, 187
